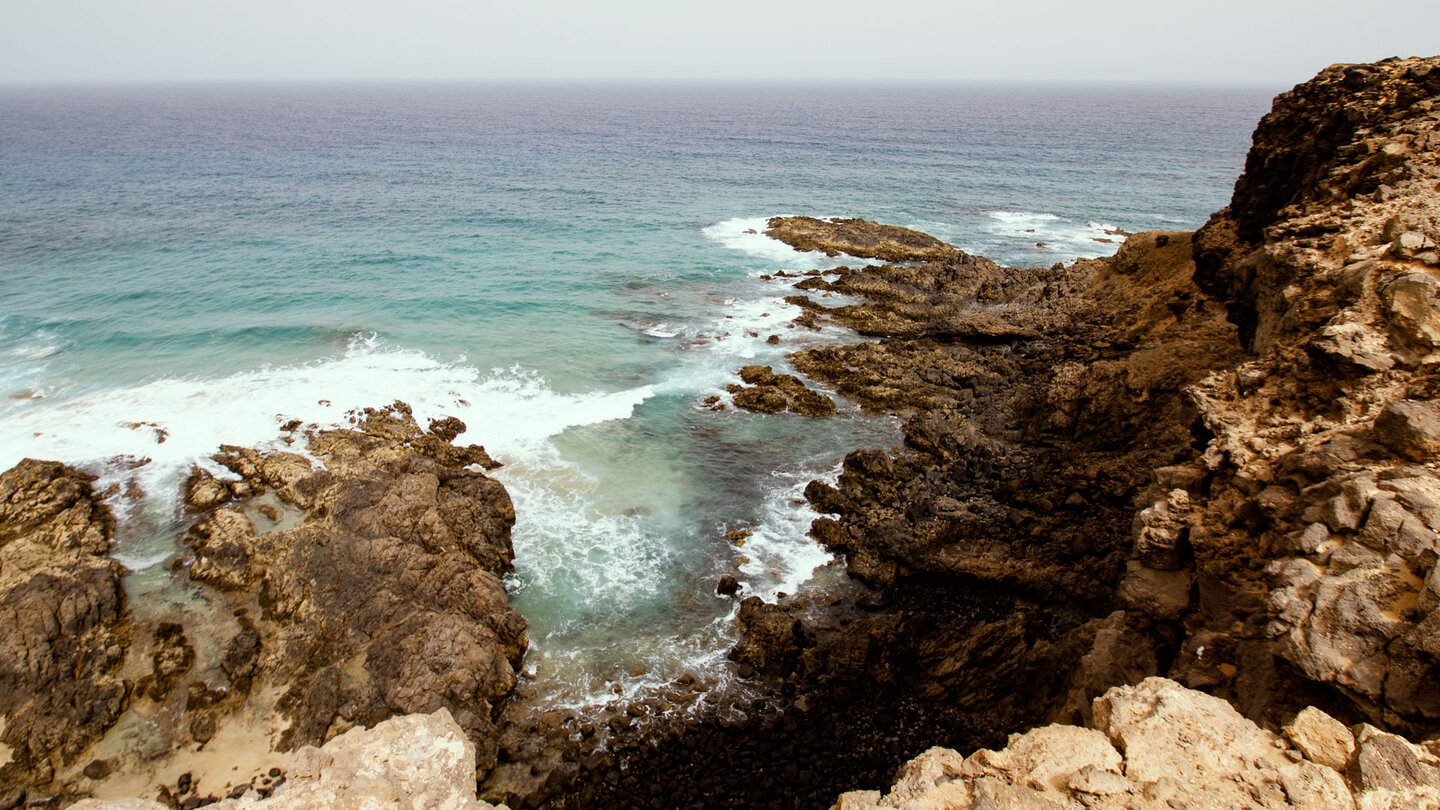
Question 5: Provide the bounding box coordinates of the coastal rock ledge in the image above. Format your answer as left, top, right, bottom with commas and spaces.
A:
834, 678, 1439, 810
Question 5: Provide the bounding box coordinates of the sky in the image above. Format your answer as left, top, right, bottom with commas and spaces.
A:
2, 0, 1438, 87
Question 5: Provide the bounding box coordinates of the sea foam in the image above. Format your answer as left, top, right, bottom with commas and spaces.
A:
0, 334, 654, 519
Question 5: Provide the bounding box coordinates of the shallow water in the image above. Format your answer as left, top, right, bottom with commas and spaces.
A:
0, 82, 1273, 707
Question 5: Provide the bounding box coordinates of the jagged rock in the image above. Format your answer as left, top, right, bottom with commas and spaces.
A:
69, 710, 510, 810
1116, 561, 1192, 620
189, 403, 526, 762
1374, 399, 1440, 461
183, 468, 231, 512
1285, 706, 1358, 772
0, 459, 129, 796
729, 597, 806, 676
729, 365, 837, 416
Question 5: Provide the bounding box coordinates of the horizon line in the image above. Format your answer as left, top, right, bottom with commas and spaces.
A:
0, 75, 1289, 91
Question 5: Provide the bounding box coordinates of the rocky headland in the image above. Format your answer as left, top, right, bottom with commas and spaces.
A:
6, 54, 1440, 810
559, 55, 1440, 808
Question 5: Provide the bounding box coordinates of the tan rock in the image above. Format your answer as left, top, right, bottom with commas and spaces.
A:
71, 711, 509, 810
1284, 706, 1357, 771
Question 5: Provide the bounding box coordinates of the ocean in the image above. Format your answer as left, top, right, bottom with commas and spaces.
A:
0, 81, 1274, 708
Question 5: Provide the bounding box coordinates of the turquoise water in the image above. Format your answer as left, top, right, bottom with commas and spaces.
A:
0, 82, 1274, 705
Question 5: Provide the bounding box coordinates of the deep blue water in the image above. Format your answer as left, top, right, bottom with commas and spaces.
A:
0, 82, 1274, 706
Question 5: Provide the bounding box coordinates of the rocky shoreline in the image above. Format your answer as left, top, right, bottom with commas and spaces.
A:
4, 54, 1440, 809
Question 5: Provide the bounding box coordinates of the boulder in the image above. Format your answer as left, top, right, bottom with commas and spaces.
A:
1374, 400, 1440, 462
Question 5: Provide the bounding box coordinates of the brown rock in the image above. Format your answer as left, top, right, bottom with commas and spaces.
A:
0, 459, 130, 796
1284, 706, 1356, 772
763, 216, 956, 263
729, 365, 837, 417
1375, 399, 1440, 461
183, 404, 526, 767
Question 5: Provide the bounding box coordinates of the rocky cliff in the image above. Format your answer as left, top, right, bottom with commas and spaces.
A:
709, 54, 1440, 807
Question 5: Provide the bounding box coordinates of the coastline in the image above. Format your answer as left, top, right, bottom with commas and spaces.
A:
4, 55, 1440, 809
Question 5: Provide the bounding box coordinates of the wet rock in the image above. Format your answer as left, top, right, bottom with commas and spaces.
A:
183, 469, 231, 512
717, 575, 740, 596
183, 404, 527, 769
729, 365, 837, 417
730, 597, 806, 676
138, 622, 195, 700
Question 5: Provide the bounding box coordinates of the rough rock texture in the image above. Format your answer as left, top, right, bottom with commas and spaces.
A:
833, 678, 1439, 810
709, 54, 1440, 809
1159, 55, 1440, 733
70, 710, 510, 810
181, 403, 526, 766
0, 459, 129, 801
728, 364, 838, 416
765, 216, 958, 263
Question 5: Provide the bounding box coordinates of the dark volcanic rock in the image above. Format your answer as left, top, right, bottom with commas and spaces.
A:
0, 459, 129, 796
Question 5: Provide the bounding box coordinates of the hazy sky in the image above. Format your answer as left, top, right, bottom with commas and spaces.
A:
3, 0, 1438, 87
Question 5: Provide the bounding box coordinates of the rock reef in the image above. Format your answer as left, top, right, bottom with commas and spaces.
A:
728, 364, 838, 416
746, 55, 1440, 736
0, 460, 129, 802
765, 216, 958, 264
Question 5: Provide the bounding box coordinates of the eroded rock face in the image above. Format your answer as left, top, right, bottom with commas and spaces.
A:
0, 459, 129, 800
70, 710, 510, 810
182, 403, 526, 766
833, 678, 1439, 810
1149, 56, 1440, 732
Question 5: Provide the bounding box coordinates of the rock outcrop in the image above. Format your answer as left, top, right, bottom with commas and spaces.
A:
179, 403, 526, 765
765, 216, 958, 263
0, 460, 129, 803
70, 710, 509, 810
1150, 55, 1440, 733
834, 677, 1439, 810
712, 53, 1440, 810
0, 402, 527, 804
728, 364, 838, 416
